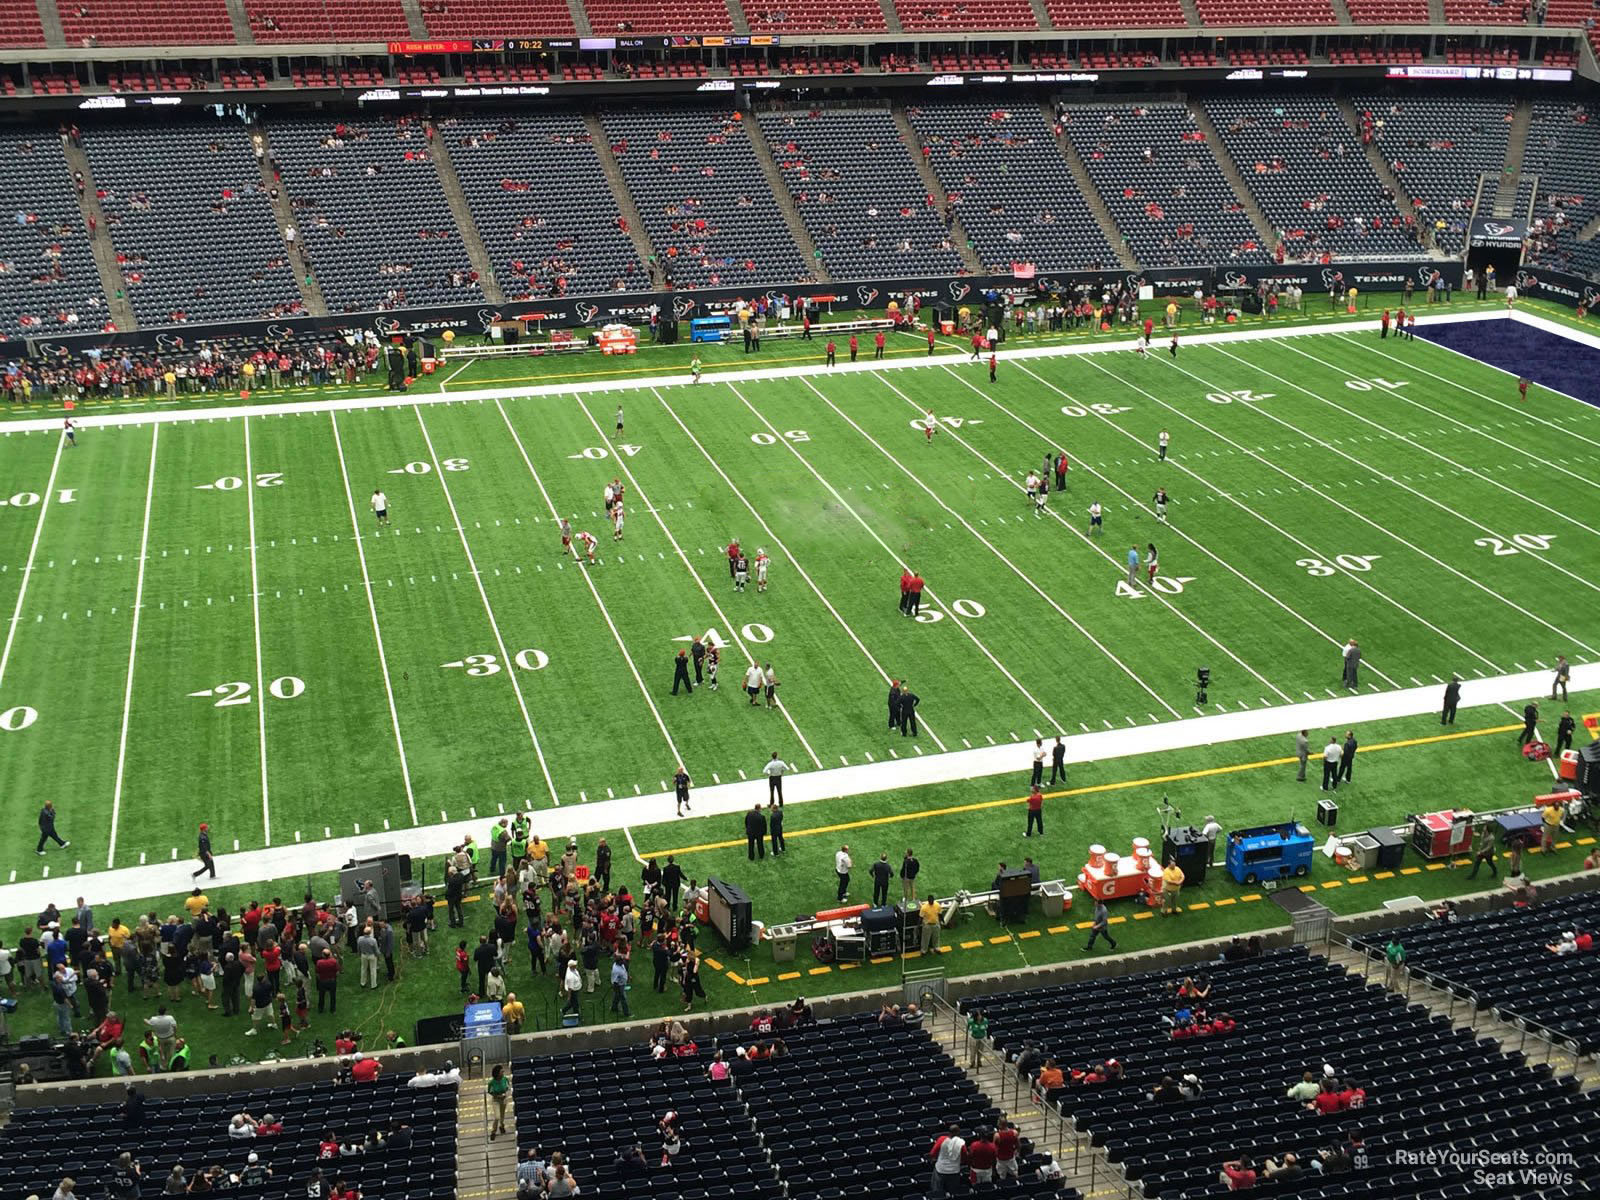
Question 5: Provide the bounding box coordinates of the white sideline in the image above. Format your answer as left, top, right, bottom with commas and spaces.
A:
0, 307, 1538, 437
1, 662, 1591, 920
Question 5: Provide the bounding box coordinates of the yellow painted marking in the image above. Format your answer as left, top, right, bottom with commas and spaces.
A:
1374, 871, 1395, 880
1213, 897, 1237, 906
988, 935, 1011, 945
726, 972, 745, 985
1074, 921, 1092, 930
1187, 901, 1210, 910
1048, 925, 1071, 934
1579, 837, 1596, 846
1321, 880, 1344, 889
643, 722, 1521, 857
961, 940, 984, 949
1299, 885, 1317, 893
1132, 911, 1155, 920
1347, 875, 1368, 884
778, 971, 801, 981
1401, 867, 1422, 875
808, 966, 832, 976
839, 962, 858, 971
703, 958, 723, 971
1108, 916, 1127, 925
937, 945, 953, 954
1425, 863, 1447, 871
1018, 930, 1041, 939
746, 976, 769, 986
871, 957, 894, 965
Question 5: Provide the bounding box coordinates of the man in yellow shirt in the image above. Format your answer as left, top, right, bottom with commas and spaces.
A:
184, 889, 209, 918
1542, 803, 1563, 854
501, 993, 525, 1035
528, 837, 549, 885
1160, 859, 1185, 915
919, 896, 942, 953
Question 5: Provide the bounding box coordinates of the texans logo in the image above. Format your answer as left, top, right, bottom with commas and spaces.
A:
575, 302, 599, 324
155, 333, 184, 353
1416, 266, 1438, 285
1123, 273, 1143, 292
36, 341, 64, 358
373, 317, 401, 335
476, 308, 502, 331
856, 287, 880, 307
1515, 271, 1539, 292
1482, 222, 1516, 236
948, 282, 970, 301
672, 297, 696, 319
1583, 287, 1600, 309
266, 324, 295, 341
762, 289, 782, 304
1036, 277, 1058, 293
1223, 271, 1249, 289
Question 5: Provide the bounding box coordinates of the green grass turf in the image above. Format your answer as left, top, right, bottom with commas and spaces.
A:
0, 295, 1535, 423
1, 317, 1598, 875
3, 699, 1592, 1070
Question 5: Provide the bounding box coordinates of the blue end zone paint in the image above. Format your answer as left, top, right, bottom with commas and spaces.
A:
1417, 318, 1600, 406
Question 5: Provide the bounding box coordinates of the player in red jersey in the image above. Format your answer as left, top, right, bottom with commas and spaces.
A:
923, 410, 937, 443
899, 569, 913, 615
575, 531, 598, 563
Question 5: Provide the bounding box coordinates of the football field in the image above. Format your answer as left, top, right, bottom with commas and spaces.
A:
2, 314, 1598, 883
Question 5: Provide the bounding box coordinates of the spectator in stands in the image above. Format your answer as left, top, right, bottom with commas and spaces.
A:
928, 1124, 965, 1196
1307, 1079, 1346, 1114
1036, 1057, 1064, 1089
1286, 1070, 1321, 1101
967, 1128, 998, 1184
1220, 1155, 1257, 1190
1263, 1152, 1306, 1182
1546, 929, 1585, 955
516, 1148, 546, 1198
1383, 935, 1405, 987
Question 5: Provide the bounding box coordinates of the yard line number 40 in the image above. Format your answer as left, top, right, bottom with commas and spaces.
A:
0, 491, 79, 730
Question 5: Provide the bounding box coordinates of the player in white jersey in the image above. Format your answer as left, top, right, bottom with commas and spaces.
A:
603, 482, 616, 515
755, 550, 770, 593
1024, 471, 1040, 507
705, 645, 719, 691
1088, 501, 1103, 535
923, 410, 937, 443
576, 531, 598, 563
612, 502, 625, 541
1157, 429, 1170, 461
558, 516, 573, 554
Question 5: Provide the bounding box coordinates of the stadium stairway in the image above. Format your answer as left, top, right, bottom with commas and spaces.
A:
743, 114, 832, 282
457, 1074, 523, 1200
892, 104, 984, 275
400, 0, 430, 36
566, 0, 592, 34
1492, 99, 1534, 218
255, 123, 328, 317
1335, 96, 1430, 244
431, 133, 507, 306
1187, 101, 1279, 257
1427, 0, 1445, 19
34, 0, 64, 47
726, 0, 752, 35
224, 0, 255, 42
927, 1007, 1122, 1195
880, 0, 904, 31
1040, 103, 1140, 272
1178, 0, 1202, 22
62, 137, 137, 332
584, 112, 668, 288
1330, 0, 1354, 22
1027, 0, 1054, 29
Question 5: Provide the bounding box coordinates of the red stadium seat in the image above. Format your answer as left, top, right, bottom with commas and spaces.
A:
60, 0, 235, 45
420, 0, 577, 34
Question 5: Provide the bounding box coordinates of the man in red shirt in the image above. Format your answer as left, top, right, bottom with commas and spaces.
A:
970, 331, 985, 359
241, 902, 262, 944
350, 1054, 380, 1083
849, 334, 859, 362
992, 1119, 1019, 1180
988, 352, 997, 383
899, 570, 914, 616
908, 573, 925, 617
1025, 786, 1044, 838
965, 1128, 998, 1184
314, 950, 341, 1014
825, 339, 837, 367
927, 327, 936, 355
1221, 1157, 1257, 1190
874, 330, 886, 360
726, 539, 741, 583
1143, 316, 1154, 341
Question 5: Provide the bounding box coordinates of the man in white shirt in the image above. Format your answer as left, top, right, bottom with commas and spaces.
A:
1321, 738, 1343, 792
1030, 739, 1045, 789
744, 662, 765, 707
835, 845, 853, 903
1158, 429, 1170, 461
763, 753, 786, 804
929, 1125, 966, 1196
370, 489, 388, 527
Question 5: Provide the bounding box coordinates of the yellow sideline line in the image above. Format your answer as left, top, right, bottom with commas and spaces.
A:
642, 723, 1519, 859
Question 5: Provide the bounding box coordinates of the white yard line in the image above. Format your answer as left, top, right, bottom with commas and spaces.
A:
919, 368, 1294, 703
413, 405, 561, 804
1285, 339, 1600, 494
494, 397, 686, 770
1214, 343, 1600, 546
329, 412, 418, 826
571, 393, 824, 770
966, 363, 1403, 689
652, 386, 950, 753
0, 308, 1506, 437
0, 427, 66, 693
1082, 353, 1596, 661
106, 425, 159, 869
726, 380, 1063, 731
805, 374, 1186, 721
4, 660, 1591, 919
243, 417, 271, 845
